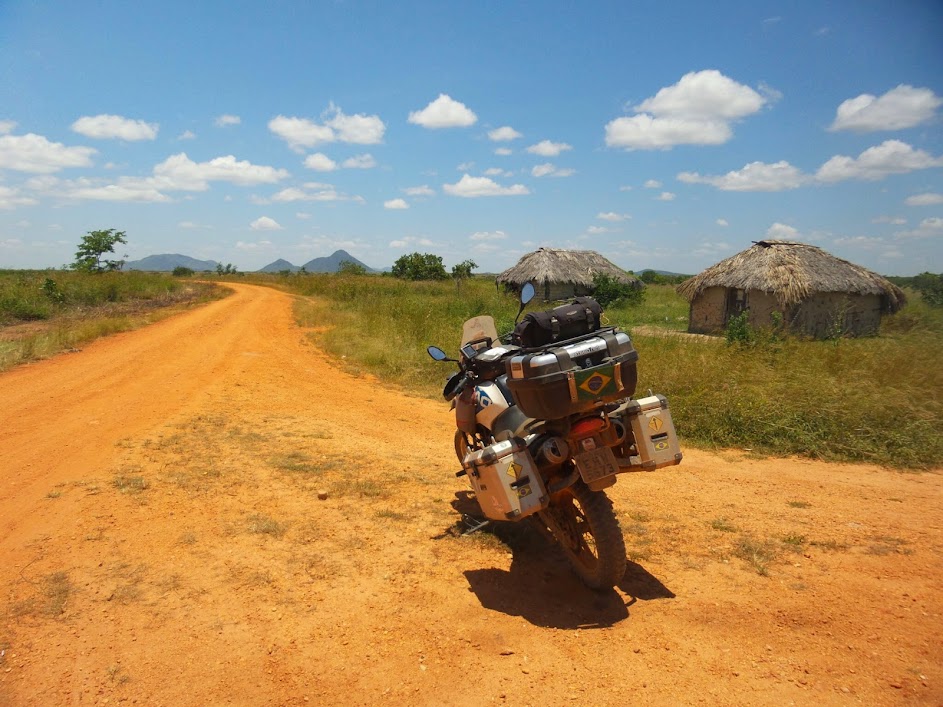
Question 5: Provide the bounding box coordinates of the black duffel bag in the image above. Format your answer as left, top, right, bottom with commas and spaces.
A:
513, 296, 603, 348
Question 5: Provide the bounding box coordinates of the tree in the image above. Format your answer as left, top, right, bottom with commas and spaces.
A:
72, 229, 127, 272
172, 266, 194, 277
591, 272, 644, 307
337, 259, 367, 276
391, 252, 448, 281
451, 259, 477, 291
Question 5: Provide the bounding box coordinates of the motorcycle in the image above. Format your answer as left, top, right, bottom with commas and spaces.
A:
428, 283, 682, 590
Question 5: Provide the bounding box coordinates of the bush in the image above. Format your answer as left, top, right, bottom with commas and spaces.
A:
392, 253, 448, 281
725, 311, 754, 345
172, 266, 195, 277
913, 272, 943, 306
592, 272, 644, 308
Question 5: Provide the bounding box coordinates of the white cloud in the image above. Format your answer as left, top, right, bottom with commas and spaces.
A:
816, 140, 943, 182
71, 114, 158, 141
678, 160, 806, 191
895, 217, 943, 240
384, 198, 409, 209
470, 230, 507, 241
304, 153, 337, 171
531, 163, 575, 178
484, 167, 513, 177
0, 120, 18, 134
0, 133, 96, 173
457, 161, 475, 172
295, 212, 311, 219
0, 186, 38, 209
526, 140, 572, 157
215, 114, 241, 127
766, 222, 802, 240
606, 69, 768, 150
404, 185, 435, 197
636, 69, 767, 120
905, 193, 943, 206
153, 153, 289, 190
597, 212, 629, 222
488, 126, 522, 141
177, 130, 196, 140
832, 235, 886, 249
829, 85, 942, 133
716, 218, 729, 227
872, 215, 907, 225
268, 115, 335, 151
250, 216, 283, 231
585, 225, 611, 235
342, 153, 376, 169
60, 177, 172, 202
443, 174, 530, 197
606, 115, 731, 150
408, 94, 477, 129
177, 221, 212, 229
494, 147, 513, 156
644, 179, 662, 189
324, 104, 385, 144
236, 240, 273, 250
619, 185, 633, 192
269, 105, 385, 152
655, 191, 676, 201
270, 184, 363, 203
389, 236, 435, 248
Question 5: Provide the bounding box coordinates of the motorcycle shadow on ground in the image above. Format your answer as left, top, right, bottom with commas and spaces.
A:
438, 492, 675, 630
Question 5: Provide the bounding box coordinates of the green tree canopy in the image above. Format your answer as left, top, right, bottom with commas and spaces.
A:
337, 259, 367, 275
72, 229, 127, 272
391, 252, 448, 281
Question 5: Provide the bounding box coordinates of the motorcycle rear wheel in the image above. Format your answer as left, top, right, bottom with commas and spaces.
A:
454, 427, 493, 463
537, 480, 627, 590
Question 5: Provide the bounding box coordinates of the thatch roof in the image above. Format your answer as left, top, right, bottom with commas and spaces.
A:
496, 247, 640, 289
677, 240, 906, 311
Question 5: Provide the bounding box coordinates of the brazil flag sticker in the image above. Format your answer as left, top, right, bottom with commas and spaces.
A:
575, 365, 618, 400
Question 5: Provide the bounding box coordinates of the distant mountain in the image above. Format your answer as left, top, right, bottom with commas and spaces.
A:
302, 249, 374, 273
258, 259, 301, 273
125, 254, 218, 272
639, 269, 689, 277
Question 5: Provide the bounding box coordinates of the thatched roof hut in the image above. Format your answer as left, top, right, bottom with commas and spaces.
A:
496, 247, 640, 301
677, 240, 906, 338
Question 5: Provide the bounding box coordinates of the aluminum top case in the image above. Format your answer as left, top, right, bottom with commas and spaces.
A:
505, 329, 638, 420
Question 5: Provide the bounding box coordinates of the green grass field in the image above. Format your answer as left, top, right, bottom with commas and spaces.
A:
0, 270, 222, 370
248, 272, 942, 469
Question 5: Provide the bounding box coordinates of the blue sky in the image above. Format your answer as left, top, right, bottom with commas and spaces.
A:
1, 1, 941, 275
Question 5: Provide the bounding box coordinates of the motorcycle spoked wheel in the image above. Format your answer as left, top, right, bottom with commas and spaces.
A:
536, 480, 627, 590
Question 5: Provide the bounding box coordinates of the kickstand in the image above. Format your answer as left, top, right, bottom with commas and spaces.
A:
461, 514, 491, 536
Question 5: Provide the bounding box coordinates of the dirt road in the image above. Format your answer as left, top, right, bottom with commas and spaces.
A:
1, 283, 940, 706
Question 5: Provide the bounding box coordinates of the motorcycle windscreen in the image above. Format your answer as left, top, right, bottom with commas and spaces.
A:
461, 315, 499, 348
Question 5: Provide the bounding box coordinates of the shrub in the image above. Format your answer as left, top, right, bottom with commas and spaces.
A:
172, 266, 195, 277
725, 311, 754, 345
392, 252, 448, 281
592, 272, 644, 308
913, 272, 943, 307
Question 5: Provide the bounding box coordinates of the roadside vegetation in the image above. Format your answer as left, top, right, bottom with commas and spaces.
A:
243, 271, 941, 469
0, 269, 222, 371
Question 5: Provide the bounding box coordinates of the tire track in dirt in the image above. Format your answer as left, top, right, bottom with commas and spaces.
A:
1, 283, 941, 706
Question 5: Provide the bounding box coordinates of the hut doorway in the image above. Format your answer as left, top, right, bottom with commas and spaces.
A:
724, 288, 747, 324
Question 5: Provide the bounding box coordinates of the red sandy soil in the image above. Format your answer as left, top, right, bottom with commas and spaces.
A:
1, 283, 940, 706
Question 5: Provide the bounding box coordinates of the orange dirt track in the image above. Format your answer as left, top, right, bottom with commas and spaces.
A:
1, 283, 941, 706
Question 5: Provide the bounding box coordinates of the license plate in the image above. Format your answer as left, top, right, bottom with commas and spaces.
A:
575, 446, 620, 483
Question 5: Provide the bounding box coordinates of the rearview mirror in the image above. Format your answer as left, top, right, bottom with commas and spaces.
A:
521, 282, 535, 305
427, 346, 449, 361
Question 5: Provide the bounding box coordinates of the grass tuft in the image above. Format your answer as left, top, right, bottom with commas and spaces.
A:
247, 514, 287, 538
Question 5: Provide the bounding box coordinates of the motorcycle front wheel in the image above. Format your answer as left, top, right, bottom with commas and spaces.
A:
536, 480, 627, 590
